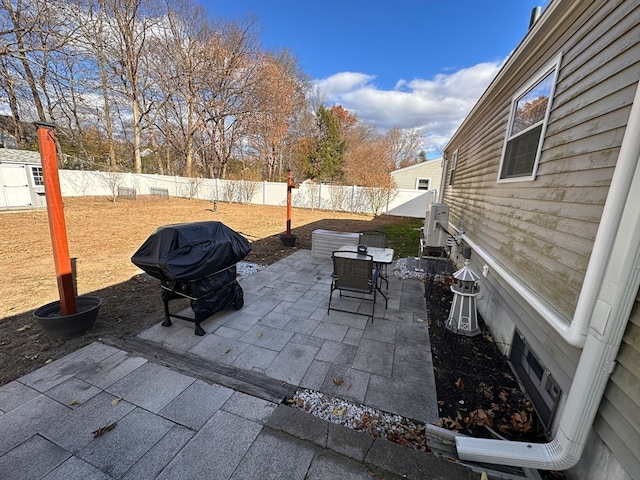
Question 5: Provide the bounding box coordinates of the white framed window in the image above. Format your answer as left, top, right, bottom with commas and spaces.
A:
415, 177, 430, 190
498, 54, 562, 182
448, 150, 458, 186
31, 166, 44, 186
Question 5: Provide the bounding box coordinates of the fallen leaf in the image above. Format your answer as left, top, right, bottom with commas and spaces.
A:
438, 416, 462, 430
455, 378, 464, 389
332, 377, 344, 385
511, 411, 532, 433
16, 325, 31, 332
224, 348, 231, 354
92, 422, 117, 438
44, 359, 53, 365
68, 400, 81, 406
257, 332, 263, 338
468, 408, 494, 427
332, 406, 346, 416
111, 397, 123, 406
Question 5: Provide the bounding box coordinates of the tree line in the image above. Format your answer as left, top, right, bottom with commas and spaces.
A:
0, 0, 426, 184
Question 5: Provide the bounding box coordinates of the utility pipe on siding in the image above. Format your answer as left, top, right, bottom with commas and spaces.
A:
455, 80, 640, 469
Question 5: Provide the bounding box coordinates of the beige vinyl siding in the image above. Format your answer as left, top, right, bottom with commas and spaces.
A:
391, 159, 443, 191
443, 0, 639, 322
593, 294, 640, 478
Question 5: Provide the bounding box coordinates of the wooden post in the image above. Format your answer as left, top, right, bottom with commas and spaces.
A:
285, 169, 299, 236
37, 123, 77, 315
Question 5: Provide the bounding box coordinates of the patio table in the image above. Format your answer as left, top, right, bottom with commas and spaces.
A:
337, 245, 394, 265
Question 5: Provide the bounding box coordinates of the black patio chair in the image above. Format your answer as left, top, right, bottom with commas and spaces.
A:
359, 230, 389, 288
359, 230, 387, 248
328, 250, 378, 322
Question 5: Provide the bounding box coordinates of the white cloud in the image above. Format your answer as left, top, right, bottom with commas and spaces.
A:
312, 61, 504, 155
313, 72, 376, 99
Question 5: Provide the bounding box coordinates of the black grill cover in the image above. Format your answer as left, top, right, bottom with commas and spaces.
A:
131, 221, 251, 282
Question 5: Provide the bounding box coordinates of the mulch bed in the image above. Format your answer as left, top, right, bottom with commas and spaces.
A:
424, 267, 549, 443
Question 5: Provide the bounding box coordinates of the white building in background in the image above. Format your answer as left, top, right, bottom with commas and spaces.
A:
0, 149, 46, 209
390, 158, 443, 192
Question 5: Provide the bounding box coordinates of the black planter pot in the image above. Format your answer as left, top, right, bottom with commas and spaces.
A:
33, 295, 102, 340
279, 233, 297, 247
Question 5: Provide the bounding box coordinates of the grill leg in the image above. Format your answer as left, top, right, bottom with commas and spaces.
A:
194, 321, 205, 336
162, 298, 173, 327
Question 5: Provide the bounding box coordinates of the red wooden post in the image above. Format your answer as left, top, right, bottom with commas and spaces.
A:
285, 169, 299, 236
37, 123, 77, 315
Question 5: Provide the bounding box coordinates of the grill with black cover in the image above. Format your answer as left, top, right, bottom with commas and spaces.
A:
131, 221, 251, 335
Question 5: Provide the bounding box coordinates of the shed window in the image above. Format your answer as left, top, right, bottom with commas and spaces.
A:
416, 178, 430, 190
498, 55, 561, 181
31, 166, 44, 186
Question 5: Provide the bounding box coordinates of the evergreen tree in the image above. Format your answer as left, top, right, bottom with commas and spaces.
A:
303, 105, 346, 181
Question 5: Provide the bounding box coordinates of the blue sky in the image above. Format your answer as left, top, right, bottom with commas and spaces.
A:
205, 0, 549, 157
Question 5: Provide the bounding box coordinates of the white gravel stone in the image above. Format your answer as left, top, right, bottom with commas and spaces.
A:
236, 261, 266, 278
290, 388, 426, 448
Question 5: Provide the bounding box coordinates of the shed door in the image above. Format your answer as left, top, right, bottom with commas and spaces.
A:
0, 164, 32, 207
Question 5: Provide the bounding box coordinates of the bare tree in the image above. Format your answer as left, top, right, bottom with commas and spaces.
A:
304, 181, 320, 210
0, 56, 24, 142
0, 0, 73, 128
67, 0, 122, 168
363, 182, 398, 216
200, 18, 261, 179
342, 122, 395, 188
328, 184, 347, 212
386, 127, 425, 168
149, 1, 212, 177
96, 168, 124, 202
221, 179, 239, 203
101, 0, 160, 173
249, 50, 307, 180
180, 176, 201, 200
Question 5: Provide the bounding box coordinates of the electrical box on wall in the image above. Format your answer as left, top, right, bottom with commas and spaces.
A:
424, 203, 450, 247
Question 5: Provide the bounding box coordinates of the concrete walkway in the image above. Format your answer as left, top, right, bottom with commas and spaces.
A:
0, 250, 483, 479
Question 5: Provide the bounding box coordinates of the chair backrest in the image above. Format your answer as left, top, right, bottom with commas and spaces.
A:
332, 251, 373, 292
359, 230, 386, 248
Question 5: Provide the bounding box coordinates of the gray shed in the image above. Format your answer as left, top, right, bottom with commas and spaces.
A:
0, 149, 46, 209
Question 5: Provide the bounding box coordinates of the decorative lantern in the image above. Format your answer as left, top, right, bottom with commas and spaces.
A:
445, 259, 480, 336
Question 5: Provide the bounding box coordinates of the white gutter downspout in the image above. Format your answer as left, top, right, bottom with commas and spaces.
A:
456, 81, 640, 469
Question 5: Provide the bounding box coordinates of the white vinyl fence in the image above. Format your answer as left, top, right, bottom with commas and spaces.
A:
59, 170, 437, 218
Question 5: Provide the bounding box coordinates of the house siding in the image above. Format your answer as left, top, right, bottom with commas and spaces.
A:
444, 0, 639, 322
577, 291, 640, 480
441, 1, 639, 478
391, 159, 443, 191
